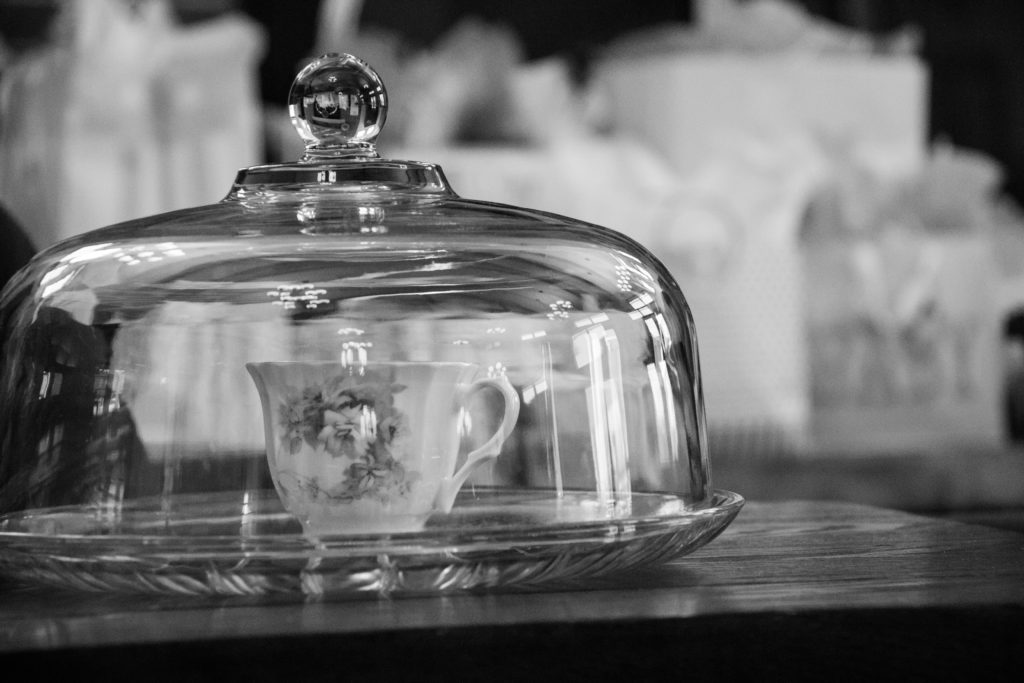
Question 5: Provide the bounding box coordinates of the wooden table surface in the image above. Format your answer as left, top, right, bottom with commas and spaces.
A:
2, 500, 1023, 681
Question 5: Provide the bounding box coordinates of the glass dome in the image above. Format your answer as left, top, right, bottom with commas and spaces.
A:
0, 54, 741, 597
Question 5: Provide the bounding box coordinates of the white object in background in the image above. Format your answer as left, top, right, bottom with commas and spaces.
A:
805, 234, 1003, 452
589, 47, 929, 452
112, 301, 292, 460
151, 14, 265, 213
395, 132, 824, 451
593, 53, 928, 183
0, 0, 265, 248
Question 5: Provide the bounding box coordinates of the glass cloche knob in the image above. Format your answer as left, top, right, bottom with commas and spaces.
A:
288, 53, 388, 160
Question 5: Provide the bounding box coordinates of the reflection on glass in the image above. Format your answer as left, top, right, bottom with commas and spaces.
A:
574, 323, 631, 513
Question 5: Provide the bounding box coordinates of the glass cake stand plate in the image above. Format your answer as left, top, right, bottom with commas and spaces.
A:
0, 489, 743, 598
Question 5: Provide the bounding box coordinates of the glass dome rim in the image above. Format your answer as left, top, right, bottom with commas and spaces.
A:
230, 156, 456, 198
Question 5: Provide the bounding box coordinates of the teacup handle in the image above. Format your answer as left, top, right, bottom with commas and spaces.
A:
438, 375, 521, 511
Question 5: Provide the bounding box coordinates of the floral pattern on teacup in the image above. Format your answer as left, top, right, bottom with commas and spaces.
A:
278, 370, 419, 504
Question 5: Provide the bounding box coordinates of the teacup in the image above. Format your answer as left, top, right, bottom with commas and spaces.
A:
246, 361, 519, 535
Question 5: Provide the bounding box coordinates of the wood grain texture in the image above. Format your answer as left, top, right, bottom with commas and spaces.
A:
2, 500, 1022, 680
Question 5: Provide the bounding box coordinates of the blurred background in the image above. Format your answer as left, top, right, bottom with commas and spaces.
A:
2, 0, 1024, 529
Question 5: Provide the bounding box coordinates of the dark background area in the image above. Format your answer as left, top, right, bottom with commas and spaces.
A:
2, 0, 1023, 203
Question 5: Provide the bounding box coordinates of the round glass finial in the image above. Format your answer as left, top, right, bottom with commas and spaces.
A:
288, 53, 388, 159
